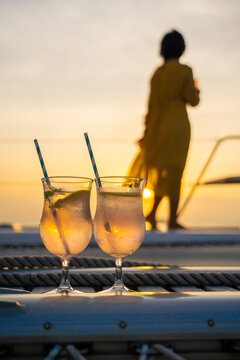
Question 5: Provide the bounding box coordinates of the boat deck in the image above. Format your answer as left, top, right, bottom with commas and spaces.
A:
1, 230, 240, 359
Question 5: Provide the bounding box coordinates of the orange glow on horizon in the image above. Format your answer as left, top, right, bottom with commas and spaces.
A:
0, 1, 240, 228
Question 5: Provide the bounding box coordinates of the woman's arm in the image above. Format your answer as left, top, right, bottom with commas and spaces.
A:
181, 67, 200, 107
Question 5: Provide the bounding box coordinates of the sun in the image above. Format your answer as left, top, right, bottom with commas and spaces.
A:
143, 188, 154, 199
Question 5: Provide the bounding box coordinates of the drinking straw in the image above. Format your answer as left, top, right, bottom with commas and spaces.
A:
84, 133, 102, 188
84, 133, 111, 233
34, 139, 70, 254
34, 139, 51, 187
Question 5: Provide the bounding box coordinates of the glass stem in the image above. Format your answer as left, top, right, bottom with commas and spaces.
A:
113, 257, 124, 289
59, 258, 72, 292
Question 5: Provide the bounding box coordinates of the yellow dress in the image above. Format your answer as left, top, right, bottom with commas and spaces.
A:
128, 59, 200, 199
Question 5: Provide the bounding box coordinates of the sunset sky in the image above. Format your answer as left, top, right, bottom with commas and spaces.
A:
0, 0, 240, 227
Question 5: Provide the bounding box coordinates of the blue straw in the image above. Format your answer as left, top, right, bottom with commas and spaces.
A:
33, 139, 70, 254
84, 133, 111, 233
34, 139, 51, 186
84, 133, 102, 188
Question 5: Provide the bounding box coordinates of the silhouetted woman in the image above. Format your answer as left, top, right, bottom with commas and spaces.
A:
128, 30, 200, 230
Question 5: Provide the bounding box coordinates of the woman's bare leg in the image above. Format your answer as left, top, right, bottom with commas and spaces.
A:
168, 168, 185, 230
169, 199, 185, 230
146, 196, 163, 230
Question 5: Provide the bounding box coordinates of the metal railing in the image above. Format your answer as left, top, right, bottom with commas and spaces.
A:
177, 135, 240, 218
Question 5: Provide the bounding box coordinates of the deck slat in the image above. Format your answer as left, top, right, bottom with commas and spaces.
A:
32, 286, 96, 293
32, 286, 55, 293
75, 287, 95, 293
204, 286, 238, 291
171, 286, 204, 292
137, 286, 169, 292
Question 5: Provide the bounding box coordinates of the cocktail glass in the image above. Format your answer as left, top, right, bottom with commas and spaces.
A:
40, 176, 93, 294
94, 176, 146, 293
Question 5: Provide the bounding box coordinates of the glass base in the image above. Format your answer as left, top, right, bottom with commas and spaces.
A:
43, 286, 83, 295
99, 283, 134, 294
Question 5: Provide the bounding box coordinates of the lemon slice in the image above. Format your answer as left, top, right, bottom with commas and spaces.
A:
54, 190, 90, 208
101, 191, 141, 197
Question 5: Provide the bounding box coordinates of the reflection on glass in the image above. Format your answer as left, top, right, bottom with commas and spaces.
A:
94, 176, 146, 292
40, 176, 93, 294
